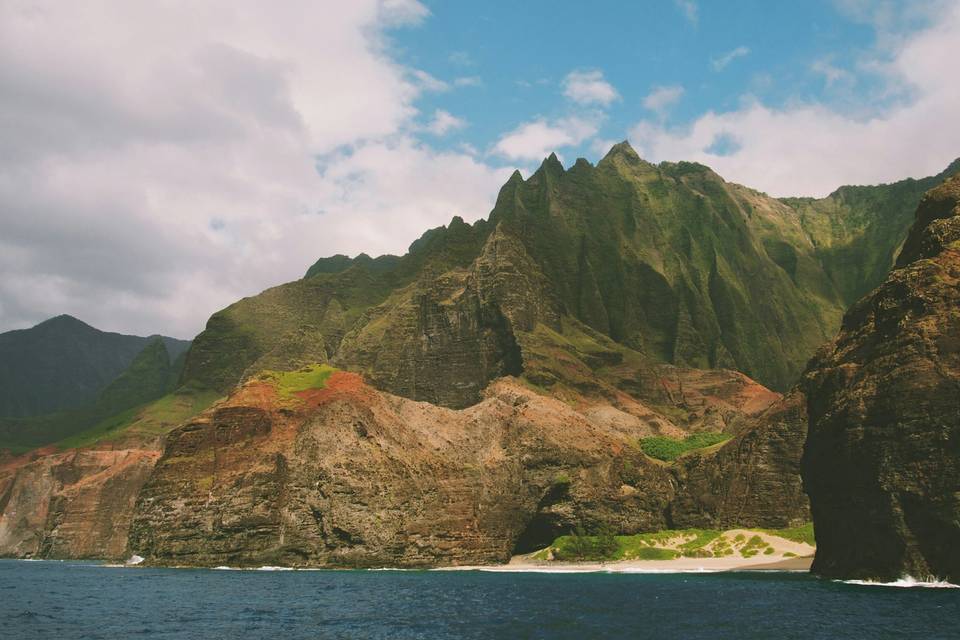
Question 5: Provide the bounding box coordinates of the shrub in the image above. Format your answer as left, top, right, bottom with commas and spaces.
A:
640, 432, 733, 462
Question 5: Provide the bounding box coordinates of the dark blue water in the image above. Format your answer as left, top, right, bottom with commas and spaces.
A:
2, 561, 958, 639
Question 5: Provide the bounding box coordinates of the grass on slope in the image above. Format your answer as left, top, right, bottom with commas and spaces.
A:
541, 528, 723, 562
640, 432, 733, 461
761, 522, 816, 546
534, 524, 815, 562
260, 364, 335, 400
56, 388, 220, 450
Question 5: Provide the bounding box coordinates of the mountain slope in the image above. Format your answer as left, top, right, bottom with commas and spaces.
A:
782, 158, 960, 307
0, 338, 190, 452
182, 144, 956, 403
0, 315, 190, 418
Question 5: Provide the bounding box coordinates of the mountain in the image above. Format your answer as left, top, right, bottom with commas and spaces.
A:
0, 337, 190, 451
781, 157, 960, 307
0, 315, 190, 418
1, 146, 957, 567
183, 144, 957, 403
802, 172, 960, 582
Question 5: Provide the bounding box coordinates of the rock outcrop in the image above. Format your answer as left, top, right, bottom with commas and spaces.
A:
670, 391, 810, 529
0, 448, 159, 559
802, 174, 960, 582
128, 373, 676, 567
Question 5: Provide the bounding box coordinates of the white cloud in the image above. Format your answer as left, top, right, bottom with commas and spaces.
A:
0, 1, 510, 337
454, 76, 483, 87
674, 0, 698, 25
811, 58, 854, 87
409, 68, 450, 92
711, 46, 751, 71
628, 1, 960, 197
642, 85, 685, 115
562, 70, 619, 106
425, 109, 467, 135
492, 117, 598, 162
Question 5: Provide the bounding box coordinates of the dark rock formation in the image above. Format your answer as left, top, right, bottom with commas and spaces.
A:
671, 391, 810, 529
802, 174, 960, 582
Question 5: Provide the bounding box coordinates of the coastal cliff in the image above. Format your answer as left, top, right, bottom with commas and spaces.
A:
802, 174, 960, 582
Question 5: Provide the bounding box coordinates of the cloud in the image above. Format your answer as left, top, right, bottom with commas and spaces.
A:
628, 0, 960, 197
492, 117, 598, 162
409, 68, 450, 92
448, 51, 474, 66
562, 70, 620, 106
425, 109, 467, 135
642, 85, 685, 115
711, 46, 751, 71
811, 58, 854, 87
674, 0, 698, 25
454, 76, 483, 87
0, 1, 510, 337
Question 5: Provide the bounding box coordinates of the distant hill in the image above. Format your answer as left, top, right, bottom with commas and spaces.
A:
0, 335, 190, 452
0, 315, 190, 418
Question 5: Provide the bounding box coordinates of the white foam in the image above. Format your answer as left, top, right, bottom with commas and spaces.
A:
838, 575, 959, 589
125, 554, 144, 566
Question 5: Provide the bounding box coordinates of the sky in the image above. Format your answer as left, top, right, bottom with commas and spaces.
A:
1, 0, 959, 339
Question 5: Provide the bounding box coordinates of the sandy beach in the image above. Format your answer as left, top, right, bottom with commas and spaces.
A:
439, 529, 815, 573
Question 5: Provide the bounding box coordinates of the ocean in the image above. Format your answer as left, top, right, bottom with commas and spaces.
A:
2, 560, 957, 639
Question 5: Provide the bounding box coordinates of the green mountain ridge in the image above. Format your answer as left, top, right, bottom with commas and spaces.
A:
0, 315, 190, 419
0, 324, 191, 452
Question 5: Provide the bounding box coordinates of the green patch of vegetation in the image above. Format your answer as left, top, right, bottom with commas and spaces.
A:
56, 387, 220, 450
761, 522, 815, 546
634, 547, 679, 560
783, 552, 797, 558
260, 364, 335, 400
538, 528, 725, 562
740, 534, 768, 558
764, 546, 776, 555
640, 432, 733, 462
551, 526, 619, 561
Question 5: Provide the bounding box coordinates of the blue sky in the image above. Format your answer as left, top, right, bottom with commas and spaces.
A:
387, 0, 927, 170
2, 0, 958, 337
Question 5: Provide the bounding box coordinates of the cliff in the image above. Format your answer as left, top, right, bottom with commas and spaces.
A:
802, 174, 960, 581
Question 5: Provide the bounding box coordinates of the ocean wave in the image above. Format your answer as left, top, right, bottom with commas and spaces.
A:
838, 576, 959, 589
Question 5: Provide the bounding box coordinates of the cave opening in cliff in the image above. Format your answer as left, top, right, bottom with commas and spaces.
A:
511, 482, 572, 555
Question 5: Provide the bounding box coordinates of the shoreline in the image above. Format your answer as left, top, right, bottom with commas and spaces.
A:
439, 555, 814, 574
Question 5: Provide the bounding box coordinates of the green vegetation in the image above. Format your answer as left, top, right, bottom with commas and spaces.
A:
56, 388, 219, 450
0, 338, 191, 452
260, 364, 335, 400
540, 528, 721, 562
552, 526, 619, 561
640, 432, 732, 461
534, 524, 818, 563
761, 522, 815, 546
678, 530, 723, 556
0, 314, 189, 420
633, 547, 680, 560
740, 535, 768, 558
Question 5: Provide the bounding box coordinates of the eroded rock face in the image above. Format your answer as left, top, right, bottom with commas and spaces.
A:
0, 448, 159, 559
128, 373, 677, 567
802, 175, 960, 582
670, 391, 810, 529
334, 227, 559, 409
